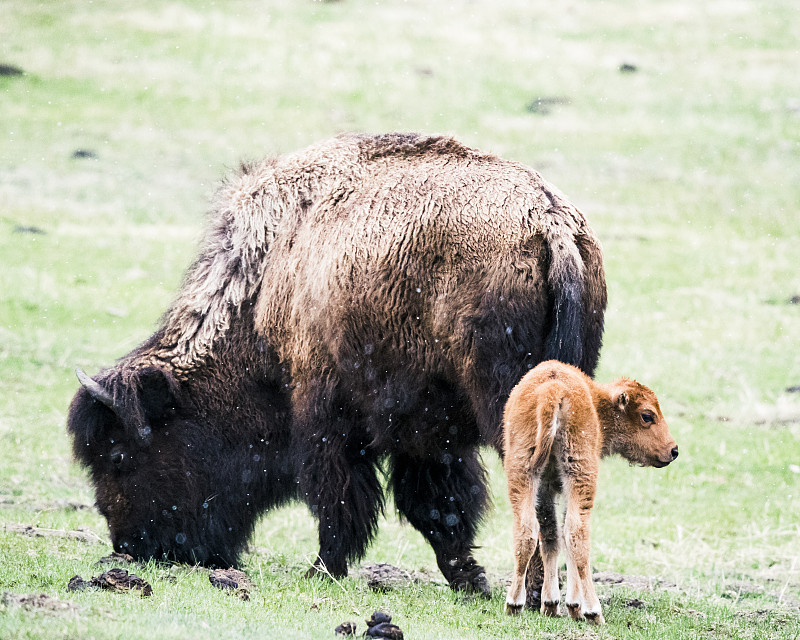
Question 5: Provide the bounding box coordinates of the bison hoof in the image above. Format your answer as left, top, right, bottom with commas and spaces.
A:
438, 554, 491, 597
450, 570, 491, 597
505, 603, 523, 615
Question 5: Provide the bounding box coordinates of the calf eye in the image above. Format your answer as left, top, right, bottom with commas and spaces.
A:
641, 412, 656, 426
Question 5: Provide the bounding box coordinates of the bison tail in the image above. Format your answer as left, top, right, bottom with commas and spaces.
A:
528, 381, 568, 476
543, 221, 605, 377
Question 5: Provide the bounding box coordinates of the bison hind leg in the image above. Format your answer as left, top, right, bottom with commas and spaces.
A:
390, 449, 491, 596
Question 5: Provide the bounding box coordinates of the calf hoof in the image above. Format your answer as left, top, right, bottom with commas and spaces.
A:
566, 603, 583, 621
542, 601, 560, 617
504, 603, 523, 616
585, 611, 605, 626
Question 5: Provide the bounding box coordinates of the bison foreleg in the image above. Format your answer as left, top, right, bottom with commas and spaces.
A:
390, 449, 490, 596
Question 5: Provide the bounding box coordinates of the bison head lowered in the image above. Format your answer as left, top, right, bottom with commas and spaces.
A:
68, 364, 293, 567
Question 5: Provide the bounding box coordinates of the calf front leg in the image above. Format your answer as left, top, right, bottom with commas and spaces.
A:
563, 474, 604, 625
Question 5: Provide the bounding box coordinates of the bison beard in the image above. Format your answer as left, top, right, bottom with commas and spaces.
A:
67, 133, 606, 595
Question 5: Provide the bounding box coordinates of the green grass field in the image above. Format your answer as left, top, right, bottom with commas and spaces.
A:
2, 1, 799, 638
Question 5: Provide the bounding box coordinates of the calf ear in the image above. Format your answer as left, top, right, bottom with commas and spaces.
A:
615, 391, 629, 411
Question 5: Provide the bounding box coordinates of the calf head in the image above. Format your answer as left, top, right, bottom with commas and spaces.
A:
606, 379, 678, 468
68, 365, 256, 567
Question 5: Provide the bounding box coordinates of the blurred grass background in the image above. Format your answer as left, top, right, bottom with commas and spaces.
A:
1, 0, 799, 638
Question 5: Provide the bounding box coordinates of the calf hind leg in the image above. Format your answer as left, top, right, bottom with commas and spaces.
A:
563, 474, 604, 625
391, 449, 491, 596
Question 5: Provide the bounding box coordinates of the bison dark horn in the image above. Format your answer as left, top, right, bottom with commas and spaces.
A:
75, 367, 116, 410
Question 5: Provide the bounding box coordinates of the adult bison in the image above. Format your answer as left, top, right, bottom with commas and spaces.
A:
68, 133, 606, 594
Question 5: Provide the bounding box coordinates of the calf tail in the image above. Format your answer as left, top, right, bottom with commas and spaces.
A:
528, 381, 568, 476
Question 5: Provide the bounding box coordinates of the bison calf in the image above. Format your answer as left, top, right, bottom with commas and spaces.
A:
503, 361, 677, 624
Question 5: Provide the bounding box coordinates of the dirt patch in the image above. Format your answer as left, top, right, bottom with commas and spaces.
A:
357, 563, 433, 591
735, 608, 796, 624
67, 568, 152, 597
5, 523, 104, 544
2, 592, 79, 613
209, 568, 252, 601
593, 571, 680, 592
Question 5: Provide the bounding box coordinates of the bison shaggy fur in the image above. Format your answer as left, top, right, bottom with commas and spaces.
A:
67, 133, 607, 592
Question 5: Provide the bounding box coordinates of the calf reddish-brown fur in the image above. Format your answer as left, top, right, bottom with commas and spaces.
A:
503, 361, 677, 624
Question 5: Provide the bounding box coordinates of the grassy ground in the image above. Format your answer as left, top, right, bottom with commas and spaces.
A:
2, 0, 799, 638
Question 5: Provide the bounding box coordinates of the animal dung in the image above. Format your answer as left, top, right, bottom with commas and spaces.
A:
365, 611, 403, 639
67, 568, 153, 597
334, 621, 357, 636
208, 568, 253, 600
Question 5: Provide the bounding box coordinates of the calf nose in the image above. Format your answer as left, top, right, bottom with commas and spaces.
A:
671, 446, 679, 460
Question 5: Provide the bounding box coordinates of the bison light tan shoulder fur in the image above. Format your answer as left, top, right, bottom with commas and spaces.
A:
503, 360, 678, 624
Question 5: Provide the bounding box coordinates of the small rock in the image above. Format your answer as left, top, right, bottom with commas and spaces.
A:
626, 598, 646, 608
619, 63, 638, 73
